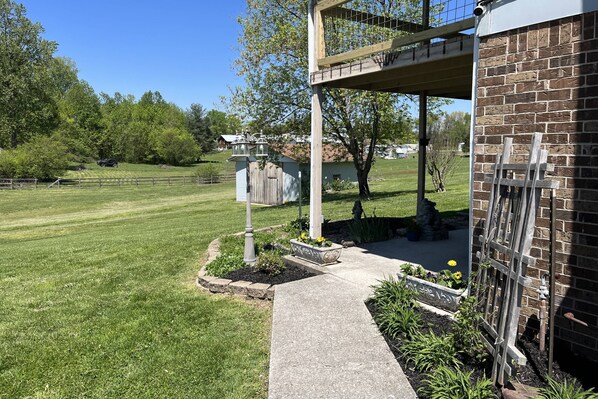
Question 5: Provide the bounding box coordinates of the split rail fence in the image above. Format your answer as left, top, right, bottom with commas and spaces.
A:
0, 174, 234, 190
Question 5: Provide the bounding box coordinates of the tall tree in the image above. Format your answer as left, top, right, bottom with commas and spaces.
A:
0, 0, 58, 148
55, 80, 103, 158
185, 103, 213, 152
425, 114, 462, 192
443, 111, 471, 152
206, 109, 242, 136
233, 0, 430, 198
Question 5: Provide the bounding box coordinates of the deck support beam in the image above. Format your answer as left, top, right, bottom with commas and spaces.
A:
417, 0, 430, 213
417, 92, 427, 209
310, 86, 324, 239
309, 0, 323, 238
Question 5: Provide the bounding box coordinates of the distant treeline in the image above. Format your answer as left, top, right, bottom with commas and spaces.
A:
0, 0, 240, 179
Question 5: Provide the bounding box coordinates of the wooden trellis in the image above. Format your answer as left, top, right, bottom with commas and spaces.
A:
476, 133, 560, 385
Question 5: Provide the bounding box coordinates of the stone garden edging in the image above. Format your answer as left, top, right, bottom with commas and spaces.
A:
196, 226, 327, 301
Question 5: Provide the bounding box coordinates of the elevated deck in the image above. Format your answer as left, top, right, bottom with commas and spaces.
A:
311, 34, 474, 99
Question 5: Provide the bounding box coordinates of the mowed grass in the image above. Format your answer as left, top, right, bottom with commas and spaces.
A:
0, 155, 470, 398
0, 184, 277, 399
63, 150, 236, 179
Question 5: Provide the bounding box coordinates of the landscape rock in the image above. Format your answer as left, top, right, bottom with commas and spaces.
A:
198, 274, 218, 287
247, 283, 271, 299
209, 278, 232, 293
229, 280, 253, 296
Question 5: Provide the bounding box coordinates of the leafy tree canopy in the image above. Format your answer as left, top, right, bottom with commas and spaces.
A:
0, 0, 59, 148
233, 0, 447, 198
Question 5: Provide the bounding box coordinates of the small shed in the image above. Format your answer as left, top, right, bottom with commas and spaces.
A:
232, 143, 356, 205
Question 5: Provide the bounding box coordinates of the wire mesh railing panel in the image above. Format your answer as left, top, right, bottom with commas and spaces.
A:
321, 0, 475, 62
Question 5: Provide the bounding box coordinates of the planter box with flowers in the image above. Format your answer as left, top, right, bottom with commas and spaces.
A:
290, 233, 342, 266
398, 260, 466, 312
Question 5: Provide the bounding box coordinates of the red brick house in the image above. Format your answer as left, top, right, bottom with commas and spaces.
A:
473, 2, 598, 360
306, 0, 598, 362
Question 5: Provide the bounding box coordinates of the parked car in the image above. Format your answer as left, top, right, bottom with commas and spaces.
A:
97, 159, 118, 167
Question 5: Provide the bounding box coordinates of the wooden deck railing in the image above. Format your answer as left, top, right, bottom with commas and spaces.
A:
315, 0, 475, 67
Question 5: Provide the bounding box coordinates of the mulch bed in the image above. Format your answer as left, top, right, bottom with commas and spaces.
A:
517, 336, 597, 391
367, 301, 597, 398
223, 264, 316, 285
366, 301, 500, 397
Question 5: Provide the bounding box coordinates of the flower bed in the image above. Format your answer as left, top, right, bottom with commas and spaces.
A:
399, 261, 466, 312
368, 277, 597, 399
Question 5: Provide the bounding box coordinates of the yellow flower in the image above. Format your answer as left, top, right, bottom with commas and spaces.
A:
447, 260, 457, 267
453, 271, 463, 280
300, 232, 308, 240
316, 236, 325, 243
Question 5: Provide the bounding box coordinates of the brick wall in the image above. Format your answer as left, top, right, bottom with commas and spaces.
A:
473, 11, 598, 360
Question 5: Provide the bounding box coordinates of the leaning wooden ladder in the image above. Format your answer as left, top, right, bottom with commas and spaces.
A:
476, 133, 560, 385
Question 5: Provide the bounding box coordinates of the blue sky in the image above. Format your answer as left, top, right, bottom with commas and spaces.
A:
21, 0, 471, 115
21, 0, 245, 111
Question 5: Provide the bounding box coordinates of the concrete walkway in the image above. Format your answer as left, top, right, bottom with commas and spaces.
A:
268, 229, 468, 399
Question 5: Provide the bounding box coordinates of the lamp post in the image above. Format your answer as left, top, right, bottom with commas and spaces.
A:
232, 134, 268, 265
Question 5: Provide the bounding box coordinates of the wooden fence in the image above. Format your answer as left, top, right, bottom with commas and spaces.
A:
0, 174, 234, 190
0, 178, 40, 190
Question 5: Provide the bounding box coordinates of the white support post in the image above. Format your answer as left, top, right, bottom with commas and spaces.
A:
309, 0, 323, 238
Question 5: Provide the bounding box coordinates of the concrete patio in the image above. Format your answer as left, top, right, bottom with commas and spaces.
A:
268, 228, 469, 398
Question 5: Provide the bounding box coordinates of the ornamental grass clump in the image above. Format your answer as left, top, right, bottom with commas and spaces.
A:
419, 366, 495, 399
374, 301, 422, 340
370, 276, 418, 308
349, 214, 392, 244
400, 331, 462, 373
536, 376, 597, 399
371, 277, 421, 339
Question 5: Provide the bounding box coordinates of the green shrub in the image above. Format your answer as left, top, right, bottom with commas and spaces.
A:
452, 295, 487, 362
323, 179, 354, 192
371, 277, 418, 309
194, 163, 221, 183
205, 254, 246, 277
420, 366, 496, 399
0, 150, 17, 178
536, 376, 597, 399
374, 301, 422, 339
349, 215, 391, 244
0, 136, 70, 180
253, 252, 285, 276
156, 127, 201, 166
400, 331, 461, 373
283, 216, 310, 234
218, 232, 285, 259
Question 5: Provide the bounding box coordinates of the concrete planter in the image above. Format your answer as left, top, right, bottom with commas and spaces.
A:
399, 273, 466, 312
290, 239, 342, 266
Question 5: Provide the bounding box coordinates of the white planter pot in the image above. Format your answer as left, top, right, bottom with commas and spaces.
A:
399, 273, 466, 312
290, 239, 342, 266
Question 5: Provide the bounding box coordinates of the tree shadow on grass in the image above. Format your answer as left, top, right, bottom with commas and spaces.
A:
321, 189, 420, 203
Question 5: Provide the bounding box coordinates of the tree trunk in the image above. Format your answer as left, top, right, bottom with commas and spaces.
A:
10, 129, 18, 149
357, 168, 371, 198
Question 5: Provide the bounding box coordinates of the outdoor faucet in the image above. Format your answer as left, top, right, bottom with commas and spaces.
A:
538, 273, 550, 300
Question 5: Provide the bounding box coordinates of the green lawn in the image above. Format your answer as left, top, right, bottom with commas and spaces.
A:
63, 150, 236, 179
0, 156, 470, 398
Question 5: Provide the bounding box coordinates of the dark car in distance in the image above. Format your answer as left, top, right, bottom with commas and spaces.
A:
97, 159, 118, 167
